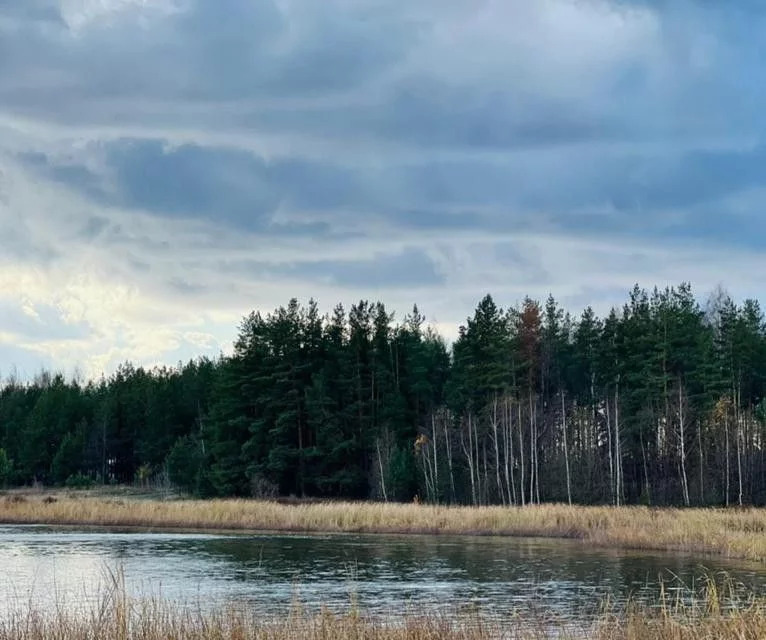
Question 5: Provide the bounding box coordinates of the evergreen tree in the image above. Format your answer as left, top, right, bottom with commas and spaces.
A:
3, 285, 766, 506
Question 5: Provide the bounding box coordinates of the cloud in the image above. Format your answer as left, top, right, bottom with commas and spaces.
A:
0, 0, 764, 377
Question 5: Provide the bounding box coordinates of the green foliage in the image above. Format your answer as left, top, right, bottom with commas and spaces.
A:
387, 446, 418, 502
0, 448, 11, 487
166, 436, 206, 495
2, 285, 766, 507
135, 463, 152, 487
65, 472, 94, 489
52, 430, 84, 485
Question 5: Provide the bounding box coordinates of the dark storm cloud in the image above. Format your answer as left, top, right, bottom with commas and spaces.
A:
217, 247, 444, 290
0, 0, 417, 119
2, 0, 765, 246
2, 0, 766, 376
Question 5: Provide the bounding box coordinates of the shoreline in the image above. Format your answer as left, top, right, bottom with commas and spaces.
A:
1, 492, 765, 562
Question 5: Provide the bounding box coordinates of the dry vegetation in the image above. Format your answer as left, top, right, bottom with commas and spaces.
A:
2, 576, 766, 640
3, 493, 766, 562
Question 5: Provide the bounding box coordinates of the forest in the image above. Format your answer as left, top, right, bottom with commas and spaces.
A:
1, 283, 766, 507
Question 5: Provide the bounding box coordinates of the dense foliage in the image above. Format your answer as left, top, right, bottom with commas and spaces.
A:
3, 283, 766, 506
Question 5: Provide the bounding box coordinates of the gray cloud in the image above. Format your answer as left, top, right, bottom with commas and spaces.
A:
268, 247, 444, 289
1, 0, 765, 377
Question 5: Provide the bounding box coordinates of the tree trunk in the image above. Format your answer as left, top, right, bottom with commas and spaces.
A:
561, 390, 572, 505
534, 400, 541, 504
641, 429, 651, 504
482, 438, 489, 506
733, 382, 743, 507
519, 402, 526, 506
529, 391, 535, 504
725, 405, 730, 507
431, 413, 439, 502
461, 413, 477, 505
504, 395, 516, 505
606, 395, 614, 505
376, 438, 388, 502
737, 403, 744, 507
443, 412, 456, 503
418, 439, 434, 502
615, 383, 622, 507
678, 383, 690, 507
697, 424, 705, 507
491, 395, 504, 505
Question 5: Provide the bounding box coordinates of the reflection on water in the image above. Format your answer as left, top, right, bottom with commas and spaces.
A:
0, 525, 764, 620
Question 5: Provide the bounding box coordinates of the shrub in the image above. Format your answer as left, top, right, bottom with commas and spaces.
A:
249, 472, 279, 499
65, 472, 95, 489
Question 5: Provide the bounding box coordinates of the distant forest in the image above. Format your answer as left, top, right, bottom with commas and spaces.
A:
2, 283, 766, 507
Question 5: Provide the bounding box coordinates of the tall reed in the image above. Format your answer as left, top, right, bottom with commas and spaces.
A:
2, 573, 766, 640
4, 494, 766, 561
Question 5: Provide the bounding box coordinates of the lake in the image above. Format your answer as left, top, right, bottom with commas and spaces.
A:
1, 525, 764, 620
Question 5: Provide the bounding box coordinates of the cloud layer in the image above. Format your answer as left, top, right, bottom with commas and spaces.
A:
1, 0, 765, 378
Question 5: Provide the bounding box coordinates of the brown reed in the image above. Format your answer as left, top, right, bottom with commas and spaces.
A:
3, 493, 766, 562
1, 572, 766, 640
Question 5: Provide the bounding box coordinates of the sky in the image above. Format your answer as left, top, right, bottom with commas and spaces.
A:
1, 0, 765, 380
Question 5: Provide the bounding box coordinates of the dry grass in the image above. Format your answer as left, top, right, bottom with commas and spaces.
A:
3, 493, 766, 561
2, 575, 766, 640
598, 612, 766, 640
0, 569, 556, 640
0, 603, 512, 640
594, 577, 766, 640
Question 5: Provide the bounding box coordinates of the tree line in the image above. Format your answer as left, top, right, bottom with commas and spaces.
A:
2, 283, 766, 507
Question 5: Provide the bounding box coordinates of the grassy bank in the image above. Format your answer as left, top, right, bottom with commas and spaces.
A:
3, 492, 766, 561
1, 577, 766, 640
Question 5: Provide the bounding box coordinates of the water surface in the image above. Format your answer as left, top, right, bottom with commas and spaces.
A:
1, 525, 764, 619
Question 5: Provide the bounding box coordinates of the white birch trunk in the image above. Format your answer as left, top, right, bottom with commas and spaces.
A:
606, 396, 614, 505
724, 406, 730, 507
561, 390, 572, 506
461, 413, 477, 505
518, 402, 525, 506
504, 396, 516, 505
491, 395, 504, 504
376, 438, 388, 502
615, 383, 622, 507
431, 414, 439, 501
737, 394, 743, 507
678, 383, 690, 507
444, 412, 456, 503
